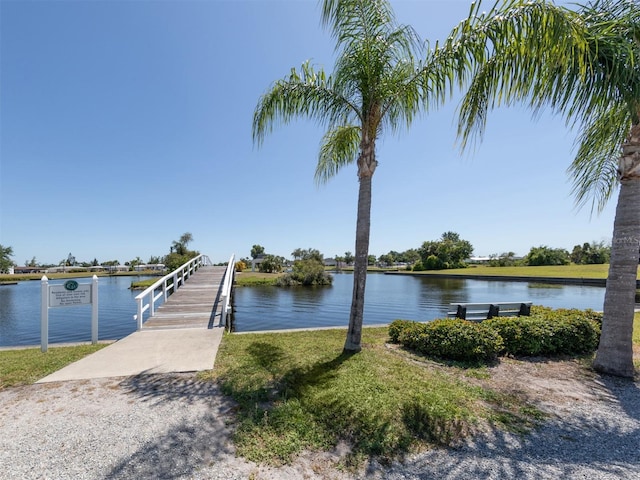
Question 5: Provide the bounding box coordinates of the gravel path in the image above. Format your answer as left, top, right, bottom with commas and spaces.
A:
1, 372, 639, 479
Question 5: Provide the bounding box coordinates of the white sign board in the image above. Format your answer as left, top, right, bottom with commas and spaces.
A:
41, 276, 99, 352
49, 283, 92, 307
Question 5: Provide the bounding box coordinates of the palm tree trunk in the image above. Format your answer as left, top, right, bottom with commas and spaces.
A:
344, 173, 372, 352
593, 129, 640, 378
344, 137, 377, 353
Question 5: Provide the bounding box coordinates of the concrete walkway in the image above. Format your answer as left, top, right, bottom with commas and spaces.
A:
37, 327, 224, 382
37, 266, 228, 383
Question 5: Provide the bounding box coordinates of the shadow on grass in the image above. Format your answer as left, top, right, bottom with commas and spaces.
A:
246, 341, 290, 377
224, 341, 476, 465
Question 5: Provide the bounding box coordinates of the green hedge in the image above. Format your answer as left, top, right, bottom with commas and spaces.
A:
485, 307, 601, 356
389, 306, 601, 361
390, 319, 503, 362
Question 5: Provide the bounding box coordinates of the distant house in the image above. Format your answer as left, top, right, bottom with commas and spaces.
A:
323, 258, 337, 267
134, 264, 166, 272
468, 256, 492, 264
45, 266, 90, 273
12, 266, 46, 274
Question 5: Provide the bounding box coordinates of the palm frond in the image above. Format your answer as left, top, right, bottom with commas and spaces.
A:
252, 61, 357, 146
315, 124, 361, 184
444, 0, 590, 149
321, 0, 397, 49
569, 103, 630, 213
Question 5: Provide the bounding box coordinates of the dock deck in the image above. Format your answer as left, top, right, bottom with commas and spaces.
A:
142, 265, 227, 330
37, 265, 229, 381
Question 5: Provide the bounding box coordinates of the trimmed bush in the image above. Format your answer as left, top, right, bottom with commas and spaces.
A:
417, 320, 503, 362
390, 319, 502, 362
397, 322, 430, 351
388, 319, 417, 343
485, 307, 601, 356
390, 307, 601, 361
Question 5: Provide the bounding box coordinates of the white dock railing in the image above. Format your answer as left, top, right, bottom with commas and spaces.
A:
133, 254, 211, 330
221, 254, 235, 330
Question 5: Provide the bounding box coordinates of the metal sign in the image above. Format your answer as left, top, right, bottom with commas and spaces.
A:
41, 275, 99, 352
49, 282, 92, 307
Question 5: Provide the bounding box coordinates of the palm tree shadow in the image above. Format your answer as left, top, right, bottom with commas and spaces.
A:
106, 411, 236, 479
593, 371, 640, 419
107, 373, 243, 479
120, 372, 225, 406
245, 341, 355, 386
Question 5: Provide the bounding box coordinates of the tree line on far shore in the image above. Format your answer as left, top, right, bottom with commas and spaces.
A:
237, 233, 612, 276
0, 232, 200, 274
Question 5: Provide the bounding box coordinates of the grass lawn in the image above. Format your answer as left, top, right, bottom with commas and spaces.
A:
130, 278, 160, 290
203, 327, 544, 467
412, 264, 612, 278
234, 271, 283, 286
0, 271, 159, 283
0, 344, 108, 389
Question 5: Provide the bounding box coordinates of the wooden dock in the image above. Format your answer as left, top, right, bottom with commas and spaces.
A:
142, 266, 227, 330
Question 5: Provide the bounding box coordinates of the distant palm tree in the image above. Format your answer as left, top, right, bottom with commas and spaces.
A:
180, 232, 193, 249
253, 0, 458, 352
450, 0, 640, 377
172, 232, 194, 256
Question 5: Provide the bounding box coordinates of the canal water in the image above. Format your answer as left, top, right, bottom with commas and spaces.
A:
0, 276, 155, 347
232, 272, 606, 332
1, 273, 607, 346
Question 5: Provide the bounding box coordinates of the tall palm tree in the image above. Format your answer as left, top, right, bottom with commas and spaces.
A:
253, 0, 455, 352
179, 232, 193, 250
448, 0, 640, 377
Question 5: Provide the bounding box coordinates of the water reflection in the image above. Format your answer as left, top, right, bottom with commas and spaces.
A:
0, 276, 154, 347
233, 273, 606, 332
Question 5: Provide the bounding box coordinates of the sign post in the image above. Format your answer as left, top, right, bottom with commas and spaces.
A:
41, 275, 99, 352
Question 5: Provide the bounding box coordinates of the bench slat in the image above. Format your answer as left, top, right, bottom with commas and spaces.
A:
447, 302, 532, 321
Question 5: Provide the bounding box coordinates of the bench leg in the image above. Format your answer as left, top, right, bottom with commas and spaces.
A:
488, 304, 499, 319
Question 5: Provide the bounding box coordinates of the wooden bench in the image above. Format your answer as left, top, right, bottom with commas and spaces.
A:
448, 302, 532, 322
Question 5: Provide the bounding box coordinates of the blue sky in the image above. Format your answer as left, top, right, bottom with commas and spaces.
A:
0, 0, 616, 266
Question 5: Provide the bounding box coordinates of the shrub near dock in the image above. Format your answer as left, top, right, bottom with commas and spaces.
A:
391, 319, 503, 362
390, 306, 602, 361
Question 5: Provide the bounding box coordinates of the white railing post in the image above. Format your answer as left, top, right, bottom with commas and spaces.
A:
136, 297, 143, 330
133, 254, 209, 328
91, 275, 99, 344
41, 275, 49, 352
221, 254, 236, 330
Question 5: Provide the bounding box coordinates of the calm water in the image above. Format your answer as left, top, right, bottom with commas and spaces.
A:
232, 273, 606, 332
0, 276, 156, 347
1, 273, 607, 345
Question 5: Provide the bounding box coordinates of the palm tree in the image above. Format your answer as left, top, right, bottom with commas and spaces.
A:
179, 232, 193, 251
253, 0, 457, 352
172, 232, 194, 256
448, 0, 640, 377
